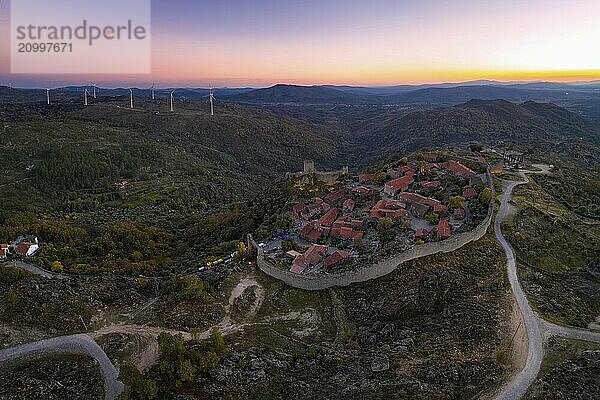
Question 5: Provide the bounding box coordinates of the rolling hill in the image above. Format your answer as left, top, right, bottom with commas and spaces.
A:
222, 83, 600, 121
223, 84, 370, 104
344, 99, 597, 160
0, 96, 350, 214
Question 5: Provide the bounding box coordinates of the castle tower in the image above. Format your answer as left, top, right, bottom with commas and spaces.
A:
304, 160, 315, 174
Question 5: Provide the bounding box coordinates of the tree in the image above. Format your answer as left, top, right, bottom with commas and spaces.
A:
50, 260, 64, 272
191, 327, 200, 342
73, 298, 88, 316
282, 238, 299, 252
210, 326, 228, 355
158, 332, 185, 362
132, 251, 143, 262
449, 196, 465, 209
375, 173, 388, 185
399, 217, 411, 230
117, 362, 158, 400
399, 156, 409, 165
179, 276, 210, 303
233, 242, 247, 262
176, 359, 197, 387
3, 291, 19, 308
377, 217, 393, 233
379, 230, 395, 243
199, 350, 219, 371
480, 187, 493, 205
425, 213, 440, 224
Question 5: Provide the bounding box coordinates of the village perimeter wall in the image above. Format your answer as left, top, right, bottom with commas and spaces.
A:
254, 172, 495, 291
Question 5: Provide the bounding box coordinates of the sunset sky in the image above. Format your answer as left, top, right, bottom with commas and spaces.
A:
1, 0, 599, 88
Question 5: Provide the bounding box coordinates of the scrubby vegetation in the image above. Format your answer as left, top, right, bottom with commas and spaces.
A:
503, 168, 600, 327
137, 235, 513, 399
0, 354, 104, 399
525, 338, 600, 399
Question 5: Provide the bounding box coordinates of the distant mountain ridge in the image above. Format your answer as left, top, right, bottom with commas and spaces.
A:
222, 82, 600, 107
223, 84, 367, 104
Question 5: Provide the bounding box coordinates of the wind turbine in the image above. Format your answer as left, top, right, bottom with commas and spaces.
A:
169, 90, 175, 112
92, 83, 97, 99
84, 88, 89, 106
151, 82, 156, 100
46, 88, 50, 105
207, 85, 215, 116
129, 88, 134, 109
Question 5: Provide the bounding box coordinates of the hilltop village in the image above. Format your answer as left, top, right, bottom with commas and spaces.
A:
261, 152, 492, 274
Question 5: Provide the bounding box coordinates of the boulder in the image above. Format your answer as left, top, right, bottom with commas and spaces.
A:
370, 355, 390, 372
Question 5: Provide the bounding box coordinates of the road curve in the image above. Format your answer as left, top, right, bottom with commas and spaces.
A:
9, 260, 65, 279
0, 334, 124, 400
542, 320, 600, 343
494, 174, 544, 400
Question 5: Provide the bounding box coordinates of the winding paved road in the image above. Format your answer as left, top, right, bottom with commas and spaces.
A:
0, 334, 124, 400
494, 174, 543, 400
494, 166, 600, 400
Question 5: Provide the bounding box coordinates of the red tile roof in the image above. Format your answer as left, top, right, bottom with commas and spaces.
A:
415, 228, 428, 238
317, 207, 339, 227
433, 204, 447, 212
351, 219, 364, 228
293, 203, 305, 218
332, 216, 345, 228
299, 223, 324, 241
305, 245, 328, 264
370, 199, 407, 219
463, 187, 478, 198
398, 193, 447, 212
330, 216, 363, 238
340, 226, 354, 238
290, 262, 306, 274
1, 244, 8, 249
370, 200, 387, 218
343, 198, 355, 207
352, 186, 373, 196
385, 176, 414, 191
441, 160, 475, 176
324, 250, 350, 268
387, 168, 402, 179
382, 209, 408, 219
437, 218, 451, 238
358, 173, 378, 182
290, 245, 328, 274
325, 188, 349, 204
15, 242, 32, 256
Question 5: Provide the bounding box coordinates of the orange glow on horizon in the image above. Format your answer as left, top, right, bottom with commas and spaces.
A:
1, 1, 599, 88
